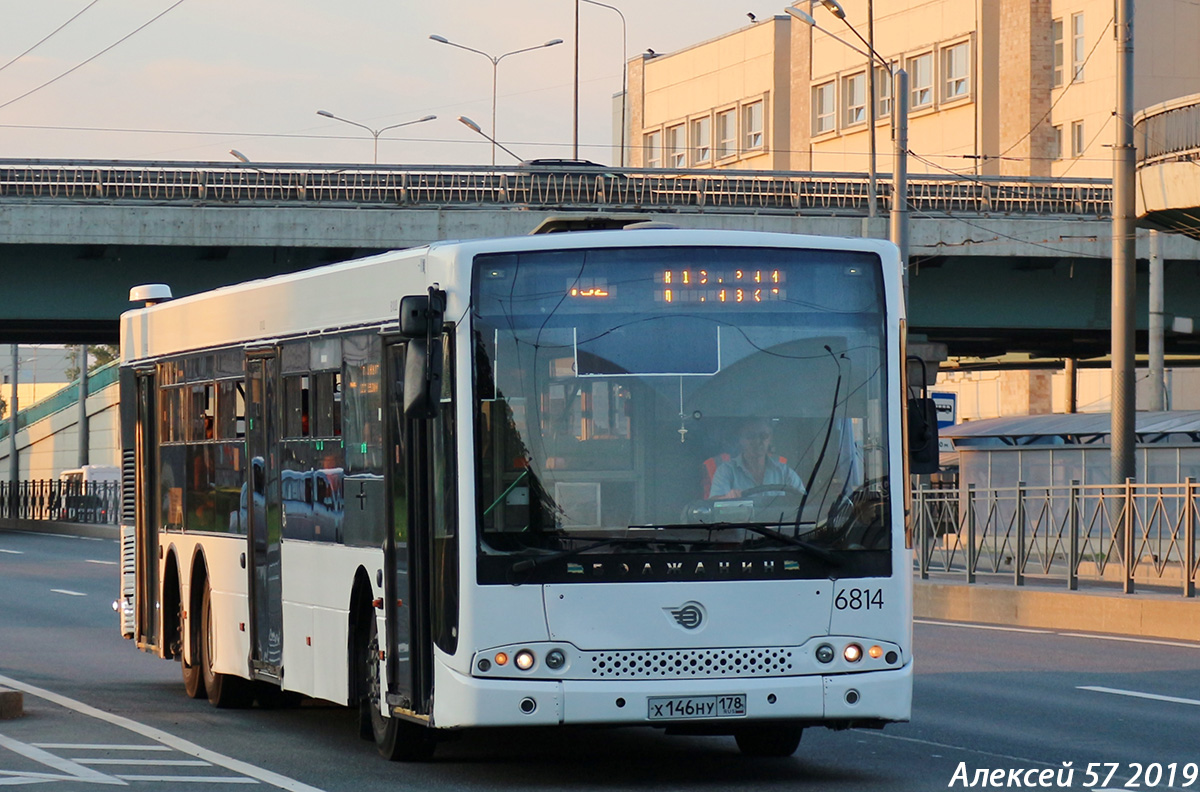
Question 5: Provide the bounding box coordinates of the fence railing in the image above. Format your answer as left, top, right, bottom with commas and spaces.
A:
1135, 95, 1200, 166
0, 159, 1113, 218
0, 480, 121, 525
913, 481, 1200, 596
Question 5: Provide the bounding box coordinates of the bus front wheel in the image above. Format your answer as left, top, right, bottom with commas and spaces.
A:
361, 615, 436, 761
734, 725, 803, 757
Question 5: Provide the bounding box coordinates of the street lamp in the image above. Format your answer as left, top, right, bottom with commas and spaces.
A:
429, 34, 563, 166
788, 4, 909, 296
457, 116, 523, 163
314, 110, 436, 164
579, 0, 628, 166
229, 149, 251, 163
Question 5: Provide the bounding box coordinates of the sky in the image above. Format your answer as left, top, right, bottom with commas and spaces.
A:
0, 1, 774, 166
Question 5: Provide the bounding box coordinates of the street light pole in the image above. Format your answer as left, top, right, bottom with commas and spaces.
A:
315, 110, 436, 164
457, 116, 524, 162
1111, 0, 1137, 486
579, 0, 628, 166
429, 35, 563, 166
574, 0, 580, 159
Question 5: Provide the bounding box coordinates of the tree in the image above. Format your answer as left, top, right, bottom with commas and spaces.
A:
64, 344, 119, 382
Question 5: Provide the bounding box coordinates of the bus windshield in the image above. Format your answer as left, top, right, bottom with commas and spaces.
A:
472, 244, 891, 584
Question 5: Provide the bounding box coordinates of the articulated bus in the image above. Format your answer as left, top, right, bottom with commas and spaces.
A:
117, 228, 921, 760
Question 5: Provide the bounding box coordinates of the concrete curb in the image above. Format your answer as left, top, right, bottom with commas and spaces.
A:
1, 519, 118, 540
915, 580, 1200, 642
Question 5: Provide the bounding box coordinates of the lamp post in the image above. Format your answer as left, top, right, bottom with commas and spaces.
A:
314, 110, 436, 164
788, 4, 909, 294
229, 149, 251, 163
457, 116, 523, 163
579, 0, 628, 166
430, 34, 563, 166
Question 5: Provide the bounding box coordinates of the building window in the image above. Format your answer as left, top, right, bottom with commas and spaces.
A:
1072, 13, 1085, 82
644, 130, 662, 168
742, 100, 764, 150
876, 65, 893, 119
716, 108, 736, 158
691, 116, 711, 164
907, 53, 933, 109
1070, 120, 1085, 157
1052, 18, 1064, 88
813, 82, 835, 135
1051, 125, 1063, 160
667, 124, 686, 167
843, 72, 866, 127
942, 42, 970, 100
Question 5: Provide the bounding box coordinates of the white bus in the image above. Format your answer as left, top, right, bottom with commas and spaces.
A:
117, 228, 926, 760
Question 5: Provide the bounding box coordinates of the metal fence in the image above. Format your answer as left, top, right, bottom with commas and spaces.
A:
1136, 98, 1200, 166
0, 159, 1113, 218
913, 481, 1200, 596
0, 480, 121, 525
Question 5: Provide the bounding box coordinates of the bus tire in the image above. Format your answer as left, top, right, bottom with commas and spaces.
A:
734, 725, 803, 757
181, 594, 205, 699
361, 615, 435, 761
200, 581, 253, 709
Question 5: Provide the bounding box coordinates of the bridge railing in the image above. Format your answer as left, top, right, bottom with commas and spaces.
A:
0, 159, 1113, 218
1135, 93, 1200, 166
0, 479, 121, 525
913, 481, 1200, 596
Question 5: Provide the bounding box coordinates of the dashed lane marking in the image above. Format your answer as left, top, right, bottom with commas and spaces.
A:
1078, 685, 1200, 707
49, 590, 87, 597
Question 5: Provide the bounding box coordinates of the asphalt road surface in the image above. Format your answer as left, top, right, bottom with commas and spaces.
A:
3, 528, 1200, 791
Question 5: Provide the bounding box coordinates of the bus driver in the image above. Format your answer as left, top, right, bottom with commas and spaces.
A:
708, 419, 805, 499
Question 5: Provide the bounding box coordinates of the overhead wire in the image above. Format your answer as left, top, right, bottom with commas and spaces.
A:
0, 0, 189, 115
0, 0, 101, 76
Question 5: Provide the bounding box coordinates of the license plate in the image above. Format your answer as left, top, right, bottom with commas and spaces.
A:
646, 694, 746, 721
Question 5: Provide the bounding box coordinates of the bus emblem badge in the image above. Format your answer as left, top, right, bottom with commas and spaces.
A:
665, 601, 706, 630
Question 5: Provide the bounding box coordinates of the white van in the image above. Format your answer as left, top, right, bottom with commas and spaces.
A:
59, 465, 120, 522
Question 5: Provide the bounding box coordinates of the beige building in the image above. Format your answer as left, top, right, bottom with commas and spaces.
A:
625, 0, 1200, 179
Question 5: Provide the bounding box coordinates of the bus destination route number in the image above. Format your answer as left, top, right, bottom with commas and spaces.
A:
835, 588, 884, 610
647, 694, 747, 721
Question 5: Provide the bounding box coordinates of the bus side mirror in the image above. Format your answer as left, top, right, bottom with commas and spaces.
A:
404, 337, 443, 419
907, 397, 939, 475
399, 291, 445, 339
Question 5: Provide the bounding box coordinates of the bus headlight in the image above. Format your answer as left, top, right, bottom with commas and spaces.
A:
514, 649, 536, 670
843, 643, 863, 663
545, 648, 566, 669
815, 643, 835, 663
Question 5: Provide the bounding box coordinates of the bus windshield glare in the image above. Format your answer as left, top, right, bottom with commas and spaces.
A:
472, 245, 891, 584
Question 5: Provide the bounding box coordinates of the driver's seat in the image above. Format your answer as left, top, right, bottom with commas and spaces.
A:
701, 453, 788, 498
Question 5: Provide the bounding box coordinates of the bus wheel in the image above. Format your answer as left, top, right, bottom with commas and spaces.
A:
181, 597, 205, 699
362, 616, 435, 761
200, 581, 253, 709
734, 725, 803, 757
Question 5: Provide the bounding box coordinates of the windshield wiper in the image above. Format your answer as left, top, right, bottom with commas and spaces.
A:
638, 522, 841, 567
509, 536, 692, 574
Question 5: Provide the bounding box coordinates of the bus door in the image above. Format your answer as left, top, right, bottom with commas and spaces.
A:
133, 367, 159, 650
382, 334, 457, 716
246, 353, 283, 679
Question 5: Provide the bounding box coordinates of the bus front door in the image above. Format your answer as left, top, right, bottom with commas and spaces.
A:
134, 367, 159, 651
246, 354, 283, 679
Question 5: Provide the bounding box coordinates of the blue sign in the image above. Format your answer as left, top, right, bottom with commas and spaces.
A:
930, 392, 957, 429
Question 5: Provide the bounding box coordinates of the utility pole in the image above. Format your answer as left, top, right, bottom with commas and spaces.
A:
865, 0, 877, 220
77, 345, 89, 467
1111, 0, 1136, 485
1149, 230, 1165, 411
573, 0, 580, 159
891, 69, 910, 298
7, 345, 18, 523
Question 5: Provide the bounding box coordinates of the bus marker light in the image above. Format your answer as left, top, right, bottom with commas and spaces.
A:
843, 644, 863, 663
477, 658, 491, 672
545, 649, 566, 669
515, 650, 535, 670
868, 645, 883, 659
495, 652, 509, 666
815, 643, 835, 663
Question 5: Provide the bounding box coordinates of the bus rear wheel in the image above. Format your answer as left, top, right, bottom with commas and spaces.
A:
200, 581, 253, 709
734, 725, 803, 757
361, 615, 435, 761
181, 595, 205, 699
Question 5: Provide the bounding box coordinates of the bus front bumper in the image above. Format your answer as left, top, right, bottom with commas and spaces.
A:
431, 662, 912, 729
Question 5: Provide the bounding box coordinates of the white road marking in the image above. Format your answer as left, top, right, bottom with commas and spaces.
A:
0, 673, 326, 792
34, 744, 171, 751
50, 589, 87, 597
0, 734, 124, 785
1058, 632, 1200, 649
0, 549, 22, 555
115, 777, 259, 784
914, 619, 1053, 634
85, 560, 117, 566
1078, 685, 1200, 707
77, 759, 211, 767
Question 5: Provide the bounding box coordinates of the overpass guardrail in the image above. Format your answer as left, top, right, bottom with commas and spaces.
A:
914, 481, 1200, 597
0, 159, 1113, 218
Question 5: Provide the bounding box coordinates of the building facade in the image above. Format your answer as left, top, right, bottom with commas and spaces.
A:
624, 0, 1200, 179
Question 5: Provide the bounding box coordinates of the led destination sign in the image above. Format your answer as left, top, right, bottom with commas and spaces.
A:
658, 268, 786, 305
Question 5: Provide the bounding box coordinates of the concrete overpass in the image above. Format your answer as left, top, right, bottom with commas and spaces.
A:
7, 159, 1200, 358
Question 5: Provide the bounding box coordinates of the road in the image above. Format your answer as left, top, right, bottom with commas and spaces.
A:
2, 528, 1200, 791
